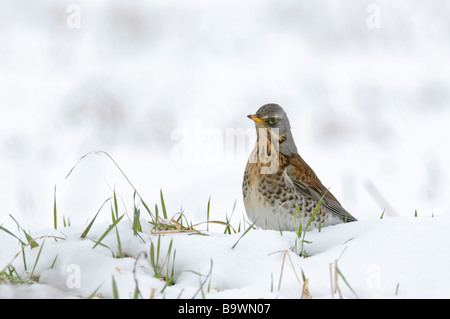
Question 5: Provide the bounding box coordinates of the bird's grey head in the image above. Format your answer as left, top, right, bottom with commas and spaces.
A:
247, 103, 298, 156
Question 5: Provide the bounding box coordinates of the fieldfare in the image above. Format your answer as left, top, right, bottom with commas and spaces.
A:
243, 103, 357, 231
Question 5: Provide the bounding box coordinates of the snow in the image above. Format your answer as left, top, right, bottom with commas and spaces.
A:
1, 215, 450, 299
1, 1, 450, 299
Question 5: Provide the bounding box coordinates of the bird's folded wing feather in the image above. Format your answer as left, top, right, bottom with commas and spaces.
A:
285, 153, 357, 222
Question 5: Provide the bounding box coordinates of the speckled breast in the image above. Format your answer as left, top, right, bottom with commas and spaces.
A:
243, 150, 334, 231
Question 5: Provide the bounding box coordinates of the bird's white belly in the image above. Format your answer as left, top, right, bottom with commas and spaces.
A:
244, 182, 343, 231
244, 183, 302, 231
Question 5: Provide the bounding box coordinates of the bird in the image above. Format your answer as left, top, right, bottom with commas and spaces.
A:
242, 103, 357, 231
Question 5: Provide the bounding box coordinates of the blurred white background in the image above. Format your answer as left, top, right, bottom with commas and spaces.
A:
1, 0, 449, 231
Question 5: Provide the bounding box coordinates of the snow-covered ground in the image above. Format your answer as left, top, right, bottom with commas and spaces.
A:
1, 214, 450, 299
1, 1, 450, 298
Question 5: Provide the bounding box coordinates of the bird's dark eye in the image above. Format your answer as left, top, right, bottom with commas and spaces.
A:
266, 117, 277, 125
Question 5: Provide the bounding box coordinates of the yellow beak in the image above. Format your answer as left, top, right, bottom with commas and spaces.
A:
247, 114, 264, 123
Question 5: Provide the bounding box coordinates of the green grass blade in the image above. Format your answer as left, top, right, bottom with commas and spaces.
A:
231, 219, 257, 249
115, 227, 123, 258
110, 205, 116, 223
170, 250, 176, 285
231, 200, 237, 216
81, 197, 112, 239
160, 189, 168, 219
336, 265, 359, 299
53, 185, 58, 230
154, 204, 159, 222
299, 192, 327, 257
132, 191, 142, 235
8, 214, 38, 248
133, 207, 141, 235
30, 238, 46, 279
113, 189, 119, 220
223, 213, 230, 234
21, 246, 27, 272
295, 204, 302, 237
86, 284, 103, 299
156, 235, 161, 266
0, 225, 25, 246
24, 231, 39, 249
166, 238, 173, 258
50, 255, 58, 269
306, 192, 326, 231
150, 241, 157, 274
206, 196, 211, 232
92, 214, 124, 249
112, 275, 119, 299
301, 268, 307, 282
141, 199, 153, 220
277, 218, 283, 235
165, 247, 176, 286
133, 286, 139, 299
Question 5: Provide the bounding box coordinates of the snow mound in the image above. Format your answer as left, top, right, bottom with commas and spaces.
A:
1, 215, 449, 299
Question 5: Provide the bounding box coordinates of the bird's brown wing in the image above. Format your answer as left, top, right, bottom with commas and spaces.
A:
285, 153, 357, 222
